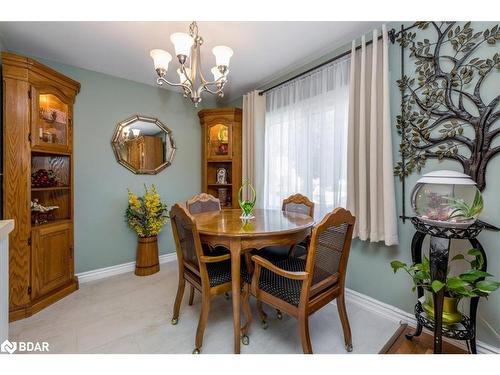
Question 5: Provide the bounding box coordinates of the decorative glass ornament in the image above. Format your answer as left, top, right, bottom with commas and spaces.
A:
238, 180, 256, 220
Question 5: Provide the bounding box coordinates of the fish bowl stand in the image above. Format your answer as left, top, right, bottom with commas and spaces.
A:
405, 217, 496, 354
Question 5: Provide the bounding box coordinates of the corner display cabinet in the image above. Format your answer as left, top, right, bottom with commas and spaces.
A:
2, 52, 80, 321
198, 108, 242, 209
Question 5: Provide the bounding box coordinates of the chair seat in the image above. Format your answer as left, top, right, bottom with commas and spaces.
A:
258, 257, 335, 306
257, 244, 307, 262
206, 258, 251, 287
202, 243, 230, 256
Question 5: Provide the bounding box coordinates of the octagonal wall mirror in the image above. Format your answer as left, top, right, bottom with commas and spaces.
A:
111, 115, 176, 174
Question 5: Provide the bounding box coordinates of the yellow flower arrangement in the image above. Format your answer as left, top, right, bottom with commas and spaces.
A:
126, 184, 169, 238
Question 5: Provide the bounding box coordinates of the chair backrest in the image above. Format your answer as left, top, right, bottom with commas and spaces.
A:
305, 208, 355, 291
186, 193, 221, 214
282, 193, 314, 217
170, 203, 204, 274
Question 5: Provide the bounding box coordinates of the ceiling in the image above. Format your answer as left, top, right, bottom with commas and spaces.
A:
0, 21, 384, 103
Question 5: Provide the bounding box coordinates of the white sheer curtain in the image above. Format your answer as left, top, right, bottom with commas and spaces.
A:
264, 56, 350, 217
346, 25, 398, 246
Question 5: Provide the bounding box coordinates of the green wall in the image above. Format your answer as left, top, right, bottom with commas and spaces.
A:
231, 22, 499, 348
383, 21, 499, 349
24, 57, 213, 274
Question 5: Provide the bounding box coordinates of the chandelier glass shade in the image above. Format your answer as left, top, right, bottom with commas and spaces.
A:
150, 22, 233, 106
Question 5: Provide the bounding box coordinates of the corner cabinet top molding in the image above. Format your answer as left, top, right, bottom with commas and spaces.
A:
2, 52, 80, 95
2, 51, 80, 322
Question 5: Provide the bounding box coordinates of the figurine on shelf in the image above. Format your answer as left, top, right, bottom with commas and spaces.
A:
218, 187, 228, 207
31, 169, 58, 188
31, 199, 59, 225
216, 126, 229, 155
216, 167, 228, 184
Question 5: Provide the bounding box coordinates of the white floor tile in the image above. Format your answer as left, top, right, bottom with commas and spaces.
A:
9, 261, 399, 354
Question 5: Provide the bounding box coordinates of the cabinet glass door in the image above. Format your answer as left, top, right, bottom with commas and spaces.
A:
32, 87, 71, 152
207, 123, 231, 159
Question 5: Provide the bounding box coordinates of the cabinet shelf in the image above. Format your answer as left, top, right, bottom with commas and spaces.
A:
207, 159, 232, 163
31, 218, 71, 229
31, 149, 71, 157
31, 186, 70, 192
208, 183, 232, 187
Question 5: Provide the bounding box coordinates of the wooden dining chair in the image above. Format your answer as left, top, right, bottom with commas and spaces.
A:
186, 193, 221, 214
259, 193, 315, 261
186, 193, 231, 302
253, 193, 315, 321
170, 203, 252, 353
249, 207, 356, 354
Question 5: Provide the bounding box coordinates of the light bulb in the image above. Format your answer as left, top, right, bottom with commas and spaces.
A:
170, 32, 194, 58
212, 45, 233, 67
132, 129, 141, 137
150, 49, 172, 75
211, 66, 228, 81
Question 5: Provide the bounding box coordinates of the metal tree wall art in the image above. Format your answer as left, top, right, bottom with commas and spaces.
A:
394, 22, 500, 191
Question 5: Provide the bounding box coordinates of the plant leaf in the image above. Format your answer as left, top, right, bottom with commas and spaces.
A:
447, 277, 470, 290
475, 280, 500, 292
431, 280, 445, 293
390, 260, 407, 273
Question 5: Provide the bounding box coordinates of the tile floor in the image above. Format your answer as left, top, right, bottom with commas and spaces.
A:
9, 261, 400, 354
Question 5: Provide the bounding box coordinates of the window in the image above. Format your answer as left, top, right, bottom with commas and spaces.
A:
264, 57, 350, 216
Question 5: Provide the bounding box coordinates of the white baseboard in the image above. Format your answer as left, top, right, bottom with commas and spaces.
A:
343, 287, 500, 354
76, 252, 177, 284
75, 254, 499, 354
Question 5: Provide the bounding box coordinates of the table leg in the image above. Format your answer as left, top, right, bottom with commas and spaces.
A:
230, 238, 242, 354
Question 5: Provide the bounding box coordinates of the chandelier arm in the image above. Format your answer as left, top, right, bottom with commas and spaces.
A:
178, 64, 195, 90
202, 80, 227, 95
157, 77, 194, 96
203, 75, 227, 87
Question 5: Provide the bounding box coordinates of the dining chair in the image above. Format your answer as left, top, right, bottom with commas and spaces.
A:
253, 193, 315, 321
186, 192, 221, 214
259, 193, 315, 261
170, 203, 252, 353
186, 193, 231, 302
250, 207, 356, 354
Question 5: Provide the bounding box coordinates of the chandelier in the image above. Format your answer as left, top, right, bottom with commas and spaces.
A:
149, 22, 233, 107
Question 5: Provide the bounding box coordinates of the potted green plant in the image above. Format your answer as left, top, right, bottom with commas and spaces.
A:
390, 249, 499, 325
126, 184, 169, 276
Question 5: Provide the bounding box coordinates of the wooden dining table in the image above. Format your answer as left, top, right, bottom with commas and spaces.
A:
192, 208, 315, 354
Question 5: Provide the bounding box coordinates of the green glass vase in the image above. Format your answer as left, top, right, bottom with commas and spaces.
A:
238, 180, 256, 220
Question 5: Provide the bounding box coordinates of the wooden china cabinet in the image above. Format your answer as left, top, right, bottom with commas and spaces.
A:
2, 52, 80, 321
198, 108, 242, 208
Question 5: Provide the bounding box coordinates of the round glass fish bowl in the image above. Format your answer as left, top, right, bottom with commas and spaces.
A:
411, 170, 483, 228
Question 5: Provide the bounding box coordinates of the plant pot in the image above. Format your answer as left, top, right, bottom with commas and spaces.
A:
422, 290, 462, 325
135, 236, 160, 276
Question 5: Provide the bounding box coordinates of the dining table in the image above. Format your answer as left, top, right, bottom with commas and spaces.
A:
192, 208, 315, 354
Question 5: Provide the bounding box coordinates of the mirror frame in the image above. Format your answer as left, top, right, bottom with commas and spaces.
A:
111, 114, 176, 175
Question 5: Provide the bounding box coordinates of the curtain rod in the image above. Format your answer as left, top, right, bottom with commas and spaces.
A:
258, 24, 417, 96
